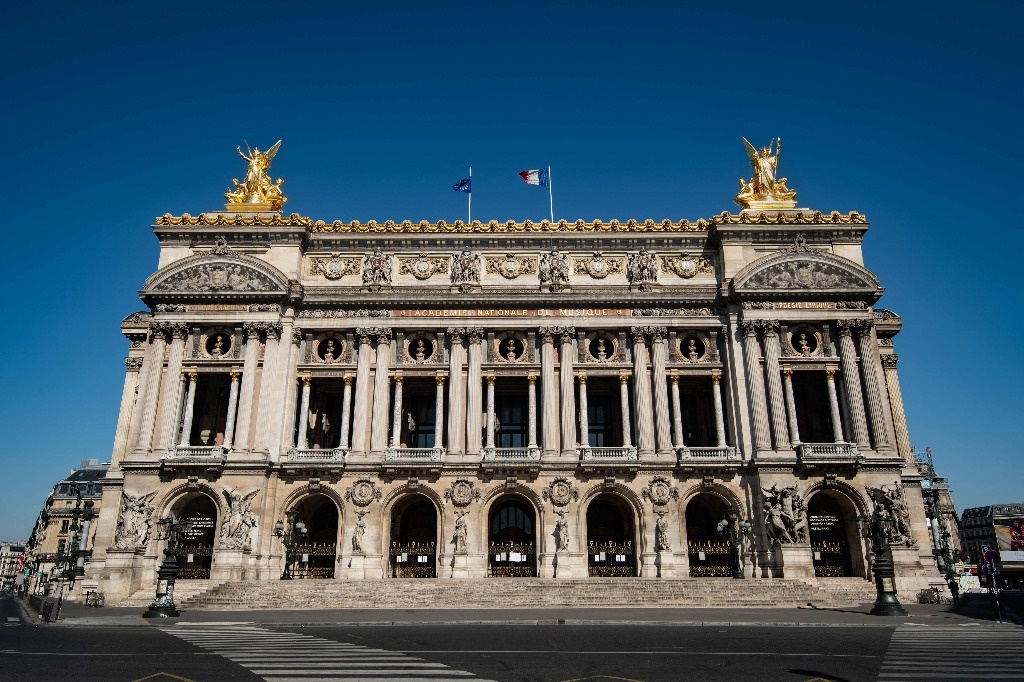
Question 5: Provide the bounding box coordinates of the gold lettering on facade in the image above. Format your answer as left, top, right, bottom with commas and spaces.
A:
390, 308, 630, 318
775, 302, 837, 309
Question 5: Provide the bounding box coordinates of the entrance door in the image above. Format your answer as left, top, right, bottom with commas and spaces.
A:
808, 493, 855, 577
685, 494, 733, 577
174, 495, 217, 579
586, 496, 636, 577
391, 498, 437, 578
290, 495, 339, 579
488, 499, 536, 576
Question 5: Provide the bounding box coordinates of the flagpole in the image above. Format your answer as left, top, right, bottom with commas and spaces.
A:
547, 165, 554, 223
468, 166, 472, 224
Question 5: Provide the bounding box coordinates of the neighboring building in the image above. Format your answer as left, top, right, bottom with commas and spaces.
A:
0, 542, 26, 591
960, 503, 1024, 588
915, 448, 962, 577
85, 139, 939, 604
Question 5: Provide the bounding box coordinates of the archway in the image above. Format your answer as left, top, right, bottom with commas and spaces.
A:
685, 493, 733, 577
586, 495, 637, 577
170, 494, 218, 580
390, 496, 438, 578
807, 491, 860, 577
487, 497, 536, 577
288, 494, 339, 579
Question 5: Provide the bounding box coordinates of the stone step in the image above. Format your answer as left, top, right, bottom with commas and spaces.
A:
116, 579, 227, 607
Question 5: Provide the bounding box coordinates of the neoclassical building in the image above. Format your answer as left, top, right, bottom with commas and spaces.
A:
86, 140, 938, 603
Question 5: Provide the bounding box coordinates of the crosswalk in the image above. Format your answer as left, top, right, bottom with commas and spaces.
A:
879, 625, 1024, 680
163, 623, 495, 681
2, 616, 21, 627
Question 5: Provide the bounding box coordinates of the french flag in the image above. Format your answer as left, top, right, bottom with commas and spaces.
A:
518, 167, 549, 186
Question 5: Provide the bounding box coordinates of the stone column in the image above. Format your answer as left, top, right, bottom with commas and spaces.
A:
650, 327, 673, 456
111, 356, 144, 463
350, 330, 375, 455
277, 325, 302, 455
340, 374, 353, 449
854, 321, 891, 450
254, 323, 282, 452
669, 373, 684, 448
577, 373, 589, 448
231, 324, 262, 452
465, 327, 484, 456
835, 321, 871, 447
825, 367, 845, 443
370, 329, 393, 454
485, 374, 496, 450
781, 367, 801, 446
446, 327, 466, 455
154, 324, 188, 452
539, 327, 560, 456
739, 321, 772, 454
128, 327, 164, 454
630, 327, 656, 456
434, 373, 445, 449
296, 377, 312, 449
559, 326, 577, 456
881, 355, 913, 461
177, 372, 199, 447
222, 371, 241, 449
390, 374, 404, 448
711, 372, 727, 447
760, 320, 790, 451
619, 372, 633, 448
527, 373, 539, 450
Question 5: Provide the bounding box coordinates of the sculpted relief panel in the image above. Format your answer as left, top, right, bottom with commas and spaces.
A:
154, 263, 278, 292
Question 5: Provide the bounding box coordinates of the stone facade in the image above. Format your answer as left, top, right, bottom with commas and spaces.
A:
85, 178, 940, 602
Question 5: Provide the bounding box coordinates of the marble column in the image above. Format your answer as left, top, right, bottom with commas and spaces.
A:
340, 374, 353, 449
254, 323, 282, 452
670, 373, 684, 448
232, 323, 262, 452
350, 330, 375, 455
855, 321, 891, 449
465, 328, 484, 456
111, 356, 144, 463
177, 372, 199, 447
881, 355, 913, 461
434, 373, 445, 449
711, 372, 727, 447
296, 377, 312, 449
390, 374, 404, 449
559, 327, 577, 456
781, 367, 801, 446
650, 327, 673, 455
128, 327, 164, 454
154, 324, 188, 452
759, 320, 790, 450
222, 371, 241, 449
835, 321, 871, 447
485, 374, 496, 451
277, 325, 302, 455
825, 367, 845, 443
527, 373, 539, 450
630, 328, 656, 456
446, 327, 466, 455
739, 321, 772, 453
619, 372, 633, 448
539, 328, 560, 456
577, 373, 590, 448
370, 329, 393, 454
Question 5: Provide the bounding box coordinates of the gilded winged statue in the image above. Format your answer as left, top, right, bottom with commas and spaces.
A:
225, 139, 287, 210
735, 137, 797, 208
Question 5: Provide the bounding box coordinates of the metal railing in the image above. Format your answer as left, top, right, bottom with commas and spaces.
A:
384, 447, 445, 462
286, 447, 346, 462
580, 446, 638, 461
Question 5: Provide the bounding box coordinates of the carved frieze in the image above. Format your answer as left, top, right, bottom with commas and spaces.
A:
450, 251, 481, 284
746, 260, 860, 289
362, 248, 393, 287
626, 247, 658, 287
632, 308, 715, 317
298, 308, 391, 318
485, 254, 538, 280
661, 252, 714, 279
153, 263, 277, 292
543, 477, 579, 506
444, 478, 481, 507
572, 253, 623, 279
345, 478, 383, 507
539, 250, 570, 287
398, 254, 449, 280
311, 255, 361, 280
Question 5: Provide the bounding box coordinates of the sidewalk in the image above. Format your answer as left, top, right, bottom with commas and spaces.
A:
18, 593, 1022, 629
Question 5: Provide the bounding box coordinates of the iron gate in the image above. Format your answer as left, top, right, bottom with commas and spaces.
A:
587, 541, 636, 577
688, 541, 734, 577
390, 541, 436, 578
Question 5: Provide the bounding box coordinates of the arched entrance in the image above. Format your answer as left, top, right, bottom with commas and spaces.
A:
685, 493, 733, 577
288, 494, 339, 579
390, 496, 438, 578
807, 492, 859, 577
586, 495, 637, 577
487, 498, 536, 577
171, 494, 218, 579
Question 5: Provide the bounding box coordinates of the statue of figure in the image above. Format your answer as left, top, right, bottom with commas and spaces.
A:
797, 333, 812, 356
451, 251, 481, 285
352, 512, 367, 553
554, 510, 569, 552
220, 487, 259, 549
362, 247, 393, 287
734, 137, 798, 208
687, 338, 699, 362
763, 484, 798, 545
114, 491, 157, 550
210, 335, 225, 357
627, 247, 658, 287
453, 511, 469, 553
539, 249, 569, 288
506, 338, 517, 362
323, 339, 336, 363
224, 140, 287, 210
596, 338, 607, 361
415, 339, 426, 361
866, 483, 917, 547
778, 485, 808, 543
655, 513, 671, 551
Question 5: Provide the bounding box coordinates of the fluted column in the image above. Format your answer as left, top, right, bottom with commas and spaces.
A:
739, 321, 772, 454
433, 373, 445, 448
527, 373, 539, 450
825, 367, 845, 443
350, 330, 375, 454
577, 373, 589, 448
711, 372, 727, 447
254, 323, 282, 452
760, 321, 790, 450
446, 328, 466, 455
340, 374, 353, 449
370, 329, 393, 454
781, 367, 801, 446
881, 355, 913, 461
111, 356, 144, 462
619, 373, 633, 448
277, 325, 302, 455
650, 327, 673, 455
559, 326, 577, 456
465, 328, 484, 456
128, 328, 164, 454
485, 374, 496, 450
390, 374, 404, 448
539, 328, 560, 455
154, 324, 188, 452
233, 323, 263, 451
854, 321, 891, 449
670, 373, 684, 448
630, 328, 656, 456
296, 377, 312, 449
177, 372, 199, 447
835, 321, 871, 447
221, 371, 241, 449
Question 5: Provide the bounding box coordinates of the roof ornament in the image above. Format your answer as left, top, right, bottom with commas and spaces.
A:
734, 137, 798, 210
224, 139, 286, 212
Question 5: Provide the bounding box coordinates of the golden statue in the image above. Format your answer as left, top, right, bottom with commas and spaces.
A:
224, 140, 286, 211
734, 137, 797, 209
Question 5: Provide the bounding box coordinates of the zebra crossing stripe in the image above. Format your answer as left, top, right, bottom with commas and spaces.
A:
878, 625, 1024, 680
163, 624, 494, 681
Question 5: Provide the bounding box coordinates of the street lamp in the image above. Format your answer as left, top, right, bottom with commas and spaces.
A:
143, 516, 189, 618
717, 506, 753, 580
858, 504, 908, 616
273, 510, 307, 580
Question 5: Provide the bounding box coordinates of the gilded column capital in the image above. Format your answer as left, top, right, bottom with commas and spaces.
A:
825, 367, 838, 379
880, 354, 899, 369
711, 371, 721, 385
301, 376, 311, 387
527, 373, 538, 385
394, 373, 404, 385
188, 371, 198, 382
230, 371, 241, 382
619, 372, 630, 385
343, 373, 353, 386
781, 367, 793, 379
486, 374, 495, 386
435, 373, 446, 386
577, 372, 588, 385
669, 372, 679, 385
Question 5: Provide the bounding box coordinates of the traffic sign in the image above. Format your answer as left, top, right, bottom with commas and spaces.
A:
984, 549, 999, 564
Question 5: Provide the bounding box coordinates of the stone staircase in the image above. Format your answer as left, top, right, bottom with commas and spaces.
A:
176, 577, 877, 610
116, 579, 227, 608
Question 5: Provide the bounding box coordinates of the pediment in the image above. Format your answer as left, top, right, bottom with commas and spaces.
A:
732, 248, 881, 296
143, 253, 289, 296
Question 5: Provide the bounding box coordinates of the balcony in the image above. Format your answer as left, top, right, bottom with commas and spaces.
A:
281, 447, 347, 473
676, 446, 740, 472
481, 446, 541, 474
383, 447, 445, 475
797, 442, 862, 466
580, 446, 639, 473
160, 445, 226, 473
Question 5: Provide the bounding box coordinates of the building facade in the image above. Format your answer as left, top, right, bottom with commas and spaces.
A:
0, 542, 26, 591
85, 141, 938, 603
960, 503, 1024, 588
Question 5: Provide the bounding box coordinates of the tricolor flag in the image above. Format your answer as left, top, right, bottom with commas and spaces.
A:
453, 178, 471, 193
518, 168, 549, 186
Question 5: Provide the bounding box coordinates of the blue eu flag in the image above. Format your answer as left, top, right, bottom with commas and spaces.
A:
453, 178, 471, 193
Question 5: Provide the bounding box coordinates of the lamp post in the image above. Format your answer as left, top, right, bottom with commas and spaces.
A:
273, 510, 307, 580
858, 504, 908, 616
717, 506, 753, 579
143, 516, 189, 618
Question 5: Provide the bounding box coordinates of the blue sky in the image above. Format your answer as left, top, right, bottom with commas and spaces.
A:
1, 1, 1021, 539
